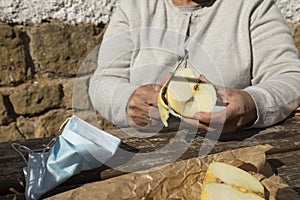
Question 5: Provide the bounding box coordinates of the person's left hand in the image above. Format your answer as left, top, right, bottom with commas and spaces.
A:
182, 75, 257, 133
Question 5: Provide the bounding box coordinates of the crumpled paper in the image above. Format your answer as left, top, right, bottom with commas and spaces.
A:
46, 144, 299, 200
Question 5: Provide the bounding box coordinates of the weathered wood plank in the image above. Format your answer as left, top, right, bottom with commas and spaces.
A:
105, 115, 300, 155
0, 115, 299, 198
0, 137, 53, 196
100, 115, 300, 179
267, 150, 300, 190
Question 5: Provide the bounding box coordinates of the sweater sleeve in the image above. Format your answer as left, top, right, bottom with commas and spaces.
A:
244, 0, 300, 128
89, 1, 138, 127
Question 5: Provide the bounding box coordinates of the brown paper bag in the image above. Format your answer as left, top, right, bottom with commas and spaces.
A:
46, 144, 299, 200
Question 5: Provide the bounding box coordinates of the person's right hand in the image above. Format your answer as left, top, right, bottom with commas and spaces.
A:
181, 75, 257, 133
126, 84, 162, 128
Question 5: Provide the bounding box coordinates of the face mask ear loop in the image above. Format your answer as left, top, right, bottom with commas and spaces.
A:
11, 143, 34, 164
42, 117, 71, 152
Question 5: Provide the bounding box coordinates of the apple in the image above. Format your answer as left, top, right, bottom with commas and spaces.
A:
201, 183, 265, 200
158, 67, 217, 127
201, 162, 265, 200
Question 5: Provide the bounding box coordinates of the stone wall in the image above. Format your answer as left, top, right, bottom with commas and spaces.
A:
0, 0, 300, 142
0, 21, 113, 141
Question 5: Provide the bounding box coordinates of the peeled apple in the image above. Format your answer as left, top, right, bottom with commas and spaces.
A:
158, 67, 217, 126
201, 162, 265, 200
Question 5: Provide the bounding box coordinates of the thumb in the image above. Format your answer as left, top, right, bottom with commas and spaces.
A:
199, 74, 227, 104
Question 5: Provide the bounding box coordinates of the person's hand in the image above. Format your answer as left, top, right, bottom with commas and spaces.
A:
126, 84, 162, 128
182, 75, 257, 133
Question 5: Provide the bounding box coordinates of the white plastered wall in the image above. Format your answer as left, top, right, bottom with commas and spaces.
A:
0, 0, 299, 24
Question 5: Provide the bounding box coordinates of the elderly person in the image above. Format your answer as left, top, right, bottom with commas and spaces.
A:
89, 0, 300, 133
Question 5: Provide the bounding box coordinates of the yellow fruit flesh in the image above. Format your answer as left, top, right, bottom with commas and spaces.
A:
157, 67, 217, 126
202, 162, 265, 200
167, 68, 216, 117
201, 183, 265, 200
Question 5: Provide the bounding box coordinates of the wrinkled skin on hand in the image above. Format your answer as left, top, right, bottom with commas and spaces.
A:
182, 75, 257, 133
126, 84, 162, 128
126, 74, 257, 132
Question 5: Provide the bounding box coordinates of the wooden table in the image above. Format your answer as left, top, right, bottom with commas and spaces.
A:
0, 110, 299, 199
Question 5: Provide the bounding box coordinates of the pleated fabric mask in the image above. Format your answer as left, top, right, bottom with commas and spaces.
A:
12, 115, 121, 200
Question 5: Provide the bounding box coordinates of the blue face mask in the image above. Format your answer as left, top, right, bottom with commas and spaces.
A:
12, 115, 121, 200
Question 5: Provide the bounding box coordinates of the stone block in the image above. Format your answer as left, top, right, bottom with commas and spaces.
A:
10, 81, 63, 115
0, 123, 23, 142
16, 116, 36, 139
77, 44, 100, 75
0, 24, 28, 86
62, 78, 74, 109
63, 76, 92, 110
35, 109, 72, 138
0, 95, 9, 125
30, 21, 103, 76
73, 110, 102, 129
71, 77, 91, 110
72, 110, 116, 130
294, 23, 300, 53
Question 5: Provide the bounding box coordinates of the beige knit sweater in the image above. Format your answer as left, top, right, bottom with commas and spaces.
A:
89, 0, 300, 128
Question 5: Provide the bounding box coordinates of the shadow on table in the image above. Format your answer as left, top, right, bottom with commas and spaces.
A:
216, 128, 265, 141
275, 186, 300, 200
294, 187, 300, 197
266, 158, 300, 198
267, 158, 285, 174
